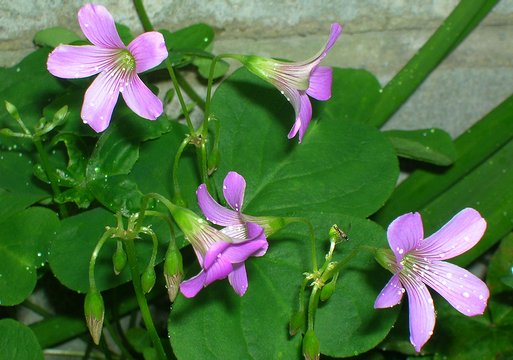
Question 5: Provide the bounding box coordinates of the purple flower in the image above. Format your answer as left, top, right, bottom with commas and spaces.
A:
47, 4, 168, 132
238, 23, 342, 142
170, 204, 268, 298
374, 208, 489, 352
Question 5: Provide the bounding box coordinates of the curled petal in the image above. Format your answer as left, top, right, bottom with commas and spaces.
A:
81, 70, 121, 132
78, 4, 124, 49
180, 270, 207, 298
418, 208, 487, 260
246, 222, 266, 243
223, 239, 268, 263
306, 66, 332, 101
402, 275, 435, 352
296, 93, 313, 143
228, 263, 249, 296
223, 171, 246, 212
220, 224, 249, 241
298, 22, 343, 67
421, 261, 489, 316
47, 45, 117, 79
121, 74, 163, 120
197, 184, 241, 226
374, 274, 404, 309
204, 255, 233, 286
388, 212, 424, 262
203, 241, 231, 269
128, 32, 168, 73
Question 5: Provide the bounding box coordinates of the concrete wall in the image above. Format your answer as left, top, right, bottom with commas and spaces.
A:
1, 0, 513, 135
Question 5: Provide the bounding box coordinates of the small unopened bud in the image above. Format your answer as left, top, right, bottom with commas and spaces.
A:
374, 248, 396, 274
112, 243, 127, 275
289, 310, 305, 336
320, 279, 337, 302
4, 101, 20, 121
141, 267, 156, 294
84, 290, 104, 345
329, 224, 348, 244
164, 248, 183, 302
52, 105, 69, 126
207, 148, 220, 176
302, 329, 320, 360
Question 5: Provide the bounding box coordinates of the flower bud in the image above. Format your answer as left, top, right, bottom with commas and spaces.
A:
141, 267, 156, 294
289, 310, 305, 336
374, 248, 396, 274
302, 329, 320, 360
207, 147, 220, 176
112, 243, 127, 275
4, 101, 21, 121
84, 290, 104, 345
164, 248, 183, 302
320, 279, 336, 302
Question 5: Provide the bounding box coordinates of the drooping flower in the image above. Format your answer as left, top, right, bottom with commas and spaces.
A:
374, 208, 489, 352
197, 171, 287, 237
170, 205, 268, 298
237, 23, 342, 142
47, 4, 168, 132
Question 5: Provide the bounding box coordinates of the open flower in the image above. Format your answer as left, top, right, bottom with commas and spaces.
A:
170, 205, 268, 298
197, 171, 287, 237
237, 23, 342, 142
374, 208, 489, 352
47, 4, 168, 132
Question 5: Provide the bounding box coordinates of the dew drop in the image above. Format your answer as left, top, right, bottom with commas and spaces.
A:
446, 273, 452, 279
16, 67, 21, 72
223, 185, 227, 190
119, 87, 124, 93
462, 292, 470, 298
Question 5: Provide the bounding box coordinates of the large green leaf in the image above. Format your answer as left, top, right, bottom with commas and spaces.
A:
0, 207, 59, 306
33, 27, 81, 47
170, 214, 397, 359
0, 319, 44, 360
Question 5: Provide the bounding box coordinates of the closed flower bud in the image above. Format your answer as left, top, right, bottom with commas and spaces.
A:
289, 310, 305, 336
320, 279, 337, 302
207, 147, 220, 176
302, 329, 320, 360
164, 248, 183, 302
112, 243, 127, 275
84, 290, 104, 345
141, 267, 156, 294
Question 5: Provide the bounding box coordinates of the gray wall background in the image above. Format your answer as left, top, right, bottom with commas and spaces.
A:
1, 0, 513, 135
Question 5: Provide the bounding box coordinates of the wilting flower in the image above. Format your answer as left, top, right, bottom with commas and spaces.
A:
170, 205, 268, 298
47, 4, 168, 132
374, 208, 489, 352
237, 23, 342, 142
197, 171, 287, 236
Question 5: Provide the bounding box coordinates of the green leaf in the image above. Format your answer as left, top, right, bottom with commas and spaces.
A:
0, 207, 59, 306
33, 27, 81, 47
211, 68, 398, 218
159, 24, 214, 68
116, 23, 134, 45
0, 319, 44, 360
384, 128, 457, 166
169, 215, 397, 358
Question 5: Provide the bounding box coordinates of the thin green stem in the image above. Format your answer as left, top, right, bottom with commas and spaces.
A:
103, 320, 136, 360
288, 217, 318, 272
140, 227, 159, 269
306, 286, 321, 332
21, 299, 53, 318
322, 245, 377, 281
132, 0, 154, 32
172, 136, 191, 205
165, 60, 195, 132
124, 239, 168, 360
33, 137, 68, 218
88, 229, 116, 290
175, 71, 206, 110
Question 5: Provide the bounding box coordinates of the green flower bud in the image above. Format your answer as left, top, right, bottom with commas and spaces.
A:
329, 224, 349, 244
141, 267, 156, 294
320, 279, 337, 302
374, 248, 397, 274
4, 101, 21, 121
289, 310, 305, 336
164, 248, 183, 302
84, 290, 104, 345
112, 242, 127, 275
207, 147, 220, 176
302, 329, 320, 360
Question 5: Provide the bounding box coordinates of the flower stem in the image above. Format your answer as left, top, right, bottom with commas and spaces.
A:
88, 229, 116, 290
172, 136, 191, 205
33, 137, 68, 218
132, 0, 154, 32
165, 60, 195, 133
306, 285, 321, 331
175, 71, 206, 111
322, 245, 377, 281
124, 238, 168, 360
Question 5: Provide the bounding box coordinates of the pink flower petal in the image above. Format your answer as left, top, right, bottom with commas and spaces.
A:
180, 270, 207, 298
296, 93, 313, 143
81, 70, 121, 132
121, 74, 163, 120
402, 275, 435, 352
228, 263, 249, 296
387, 212, 424, 262
223, 171, 246, 212
204, 255, 233, 286
197, 184, 241, 226
417, 208, 487, 260
128, 32, 168, 73
421, 261, 489, 316
297, 22, 343, 67
374, 274, 404, 309
203, 241, 231, 269
78, 4, 125, 49
220, 224, 249, 241
223, 239, 268, 263
47, 45, 117, 79
306, 66, 332, 101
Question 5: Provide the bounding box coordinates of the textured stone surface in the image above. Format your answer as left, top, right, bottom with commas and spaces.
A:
1, 0, 513, 136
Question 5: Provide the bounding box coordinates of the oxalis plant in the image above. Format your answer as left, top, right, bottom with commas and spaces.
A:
1, 1, 512, 359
